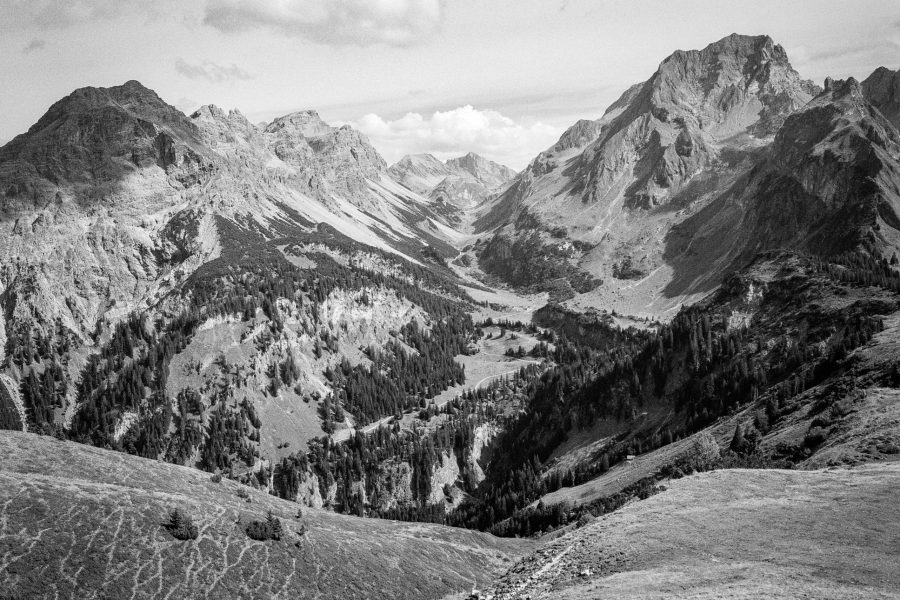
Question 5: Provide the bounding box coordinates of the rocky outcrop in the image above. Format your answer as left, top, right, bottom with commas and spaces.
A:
265, 111, 386, 198
428, 450, 462, 506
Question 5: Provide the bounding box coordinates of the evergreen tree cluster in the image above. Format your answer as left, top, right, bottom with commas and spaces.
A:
272, 365, 541, 519
327, 319, 469, 425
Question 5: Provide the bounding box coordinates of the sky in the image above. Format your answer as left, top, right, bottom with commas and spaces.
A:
1, 0, 898, 170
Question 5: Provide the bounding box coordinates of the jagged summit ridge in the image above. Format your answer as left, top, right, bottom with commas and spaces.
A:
388, 151, 515, 208
576, 33, 819, 207
487, 33, 821, 234
647, 34, 818, 135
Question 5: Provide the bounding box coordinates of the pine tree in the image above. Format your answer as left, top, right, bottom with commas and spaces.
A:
729, 423, 746, 454
266, 510, 283, 541
599, 453, 610, 473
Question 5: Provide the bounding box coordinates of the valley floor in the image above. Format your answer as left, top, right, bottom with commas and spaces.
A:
485, 464, 900, 599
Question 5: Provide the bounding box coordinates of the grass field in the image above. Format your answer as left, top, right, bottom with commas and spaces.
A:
0, 430, 533, 600
488, 464, 900, 599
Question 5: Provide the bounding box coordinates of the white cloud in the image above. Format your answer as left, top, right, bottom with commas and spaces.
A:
175, 58, 252, 83
349, 105, 562, 170
0, 0, 440, 47
202, 0, 443, 47
0, 0, 173, 32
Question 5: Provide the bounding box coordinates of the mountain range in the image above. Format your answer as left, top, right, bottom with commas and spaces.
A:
389, 152, 516, 210
2, 33, 900, 600
475, 34, 900, 313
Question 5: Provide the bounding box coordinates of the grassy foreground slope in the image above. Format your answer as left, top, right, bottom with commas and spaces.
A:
0, 431, 531, 600
486, 465, 900, 599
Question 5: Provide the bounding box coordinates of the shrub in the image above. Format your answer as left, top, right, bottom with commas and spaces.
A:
677, 432, 721, 473
804, 426, 828, 449
246, 510, 283, 541
210, 473, 222, 483
164, 508, 199, 540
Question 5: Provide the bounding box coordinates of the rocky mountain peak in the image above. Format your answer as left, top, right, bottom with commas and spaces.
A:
646, 33, 816, 138
862, 66, 900, 129
389, 152, 515, 205
570, 33, 818, 206
387, 154, 455, 195
445, 152, 515, 187
263, 109, 387, 197
265, 110, 333, 139
0, 80, 206, 193
191, 104, 259, 150
394, 153, 446, 169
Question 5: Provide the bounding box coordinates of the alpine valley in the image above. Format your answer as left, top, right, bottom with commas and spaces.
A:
2, 33, 900, 600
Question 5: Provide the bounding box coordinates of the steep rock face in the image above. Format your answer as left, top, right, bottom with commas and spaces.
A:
265, 110, 386, 198
0, 81, 219, 356
574, 33, 817, 210
863, 66, 900, 129
664, 77, 900, 295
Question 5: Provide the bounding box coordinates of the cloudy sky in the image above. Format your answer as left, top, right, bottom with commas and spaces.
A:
1, 0, 898, 169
